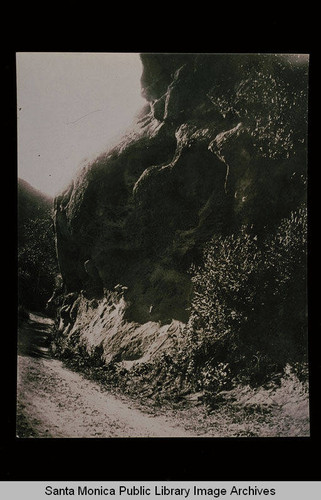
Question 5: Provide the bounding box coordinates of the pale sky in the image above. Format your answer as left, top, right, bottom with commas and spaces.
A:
17, 52, 145, 197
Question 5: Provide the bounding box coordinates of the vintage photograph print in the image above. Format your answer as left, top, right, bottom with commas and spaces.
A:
17, 52, 309, 438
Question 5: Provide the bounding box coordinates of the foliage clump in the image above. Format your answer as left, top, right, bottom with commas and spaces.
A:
183, 205, 308, 393
18, 213, 59, 313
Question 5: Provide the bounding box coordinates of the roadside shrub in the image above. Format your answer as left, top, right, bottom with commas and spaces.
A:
18, 214, 59, 312
186, 205, 307, 387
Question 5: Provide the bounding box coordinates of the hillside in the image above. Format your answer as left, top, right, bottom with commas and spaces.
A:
50, 53, 309, 423
18, 178, 52, 225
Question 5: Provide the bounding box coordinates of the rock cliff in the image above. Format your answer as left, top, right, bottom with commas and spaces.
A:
53, 54, 308, 362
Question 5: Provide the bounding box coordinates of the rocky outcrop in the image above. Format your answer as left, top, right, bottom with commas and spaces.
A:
56, 289, 185, 367
54, 54, 308, 360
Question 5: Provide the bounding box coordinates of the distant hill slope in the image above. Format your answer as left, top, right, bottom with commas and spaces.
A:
18, 178, 53, 225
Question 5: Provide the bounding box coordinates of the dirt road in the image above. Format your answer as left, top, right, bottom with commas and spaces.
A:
16, 313, 194, 438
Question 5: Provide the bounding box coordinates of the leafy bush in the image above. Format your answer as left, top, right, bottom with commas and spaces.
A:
18, 213, 59, 312
185, 205, 308, 386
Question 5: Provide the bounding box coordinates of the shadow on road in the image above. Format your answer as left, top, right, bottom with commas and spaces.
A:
18, 312, 54, 359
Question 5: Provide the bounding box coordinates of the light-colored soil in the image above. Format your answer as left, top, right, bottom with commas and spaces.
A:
17, 354, 195, 438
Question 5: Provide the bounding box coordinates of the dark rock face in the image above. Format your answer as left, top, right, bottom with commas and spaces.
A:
54, 54, 308, 324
